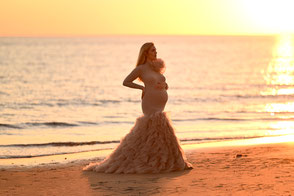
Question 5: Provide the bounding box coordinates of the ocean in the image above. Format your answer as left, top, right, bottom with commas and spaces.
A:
1, 35, 294, 166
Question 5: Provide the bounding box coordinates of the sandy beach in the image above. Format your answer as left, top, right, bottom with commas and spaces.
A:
1, 140, 294, 196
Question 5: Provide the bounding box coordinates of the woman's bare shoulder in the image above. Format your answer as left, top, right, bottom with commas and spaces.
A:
136, 63, 145, 68
128, 64, 145, 76
132, 64, 144, 73
136, 64, 148, 71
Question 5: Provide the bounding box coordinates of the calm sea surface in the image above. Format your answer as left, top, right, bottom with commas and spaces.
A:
1, 35, 294, 162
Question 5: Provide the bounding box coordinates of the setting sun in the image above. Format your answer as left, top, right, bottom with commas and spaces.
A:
240, 0, 294, 34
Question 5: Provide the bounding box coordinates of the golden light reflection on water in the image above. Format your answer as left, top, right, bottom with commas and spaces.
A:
183, 134, 294, 151
249, 134, 294, 145
261, 34, 294, 140
266, 121, 294, 136
262, 34, 294, 89
263, 102, 294, 113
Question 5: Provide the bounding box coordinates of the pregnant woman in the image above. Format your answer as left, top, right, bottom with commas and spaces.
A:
83, 42, 193, 173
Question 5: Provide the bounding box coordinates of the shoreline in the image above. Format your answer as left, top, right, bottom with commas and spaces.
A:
1, 134, 294, 170
1, 139, 294, 195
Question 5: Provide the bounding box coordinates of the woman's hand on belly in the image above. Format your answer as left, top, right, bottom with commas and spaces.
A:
155, 82, 168, 90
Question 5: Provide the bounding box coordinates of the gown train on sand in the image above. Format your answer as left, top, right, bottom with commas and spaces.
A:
83, 112, 193, 174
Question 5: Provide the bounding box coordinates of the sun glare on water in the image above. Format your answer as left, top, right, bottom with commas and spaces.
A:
260, 34, 294, 140
263, 34, 294, 94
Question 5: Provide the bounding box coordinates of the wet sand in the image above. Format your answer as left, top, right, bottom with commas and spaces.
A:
1, 140, 294, 195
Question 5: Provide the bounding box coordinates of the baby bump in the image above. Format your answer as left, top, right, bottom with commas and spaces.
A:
142, 89, 168, 115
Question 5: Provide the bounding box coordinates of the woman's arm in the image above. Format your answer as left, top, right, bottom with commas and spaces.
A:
123, 66, 144, 90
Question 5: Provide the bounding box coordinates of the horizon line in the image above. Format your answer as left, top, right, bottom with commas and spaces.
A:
1, 33, 292, 38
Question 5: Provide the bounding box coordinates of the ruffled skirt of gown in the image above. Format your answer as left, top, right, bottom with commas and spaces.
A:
83, 112, 193, 174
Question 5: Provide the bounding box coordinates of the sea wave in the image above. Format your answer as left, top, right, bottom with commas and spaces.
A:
2, 115, 294, 131
0, 135, 266, 159
0, 121, 79, 130
1, 98, 140, 110
173, 117, 294, 122
223, 94, 294, 100
0, 123, 22, 129
0, 148, 111, 159
3, 93, 294, 112
180, 136, 263, 143
25, 122, 78, 127
0, 136, 264, 148
0, 140, 120, 148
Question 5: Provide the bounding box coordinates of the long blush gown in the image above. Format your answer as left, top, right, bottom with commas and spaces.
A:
83, 68, 193, 174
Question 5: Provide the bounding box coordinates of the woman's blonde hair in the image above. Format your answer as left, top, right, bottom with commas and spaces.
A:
136, 42, 154, 67
135, 42, 165, 81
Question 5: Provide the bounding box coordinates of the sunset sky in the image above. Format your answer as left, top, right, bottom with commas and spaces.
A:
1, 0, 294, 36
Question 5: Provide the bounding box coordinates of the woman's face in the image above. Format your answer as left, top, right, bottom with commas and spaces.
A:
146, 45, 157, 61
